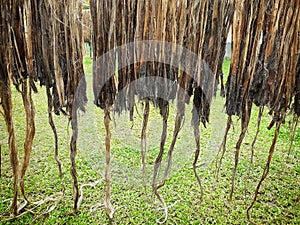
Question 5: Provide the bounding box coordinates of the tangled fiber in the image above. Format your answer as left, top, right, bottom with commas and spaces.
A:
0, 0, 299, 223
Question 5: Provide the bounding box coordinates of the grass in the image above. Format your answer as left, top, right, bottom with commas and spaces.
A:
0, 57, 299, 224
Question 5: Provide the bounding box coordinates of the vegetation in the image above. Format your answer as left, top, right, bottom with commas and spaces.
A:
1, 58, 299, 224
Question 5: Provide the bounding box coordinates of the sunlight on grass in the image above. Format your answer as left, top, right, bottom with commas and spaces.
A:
0, 57, 299, 224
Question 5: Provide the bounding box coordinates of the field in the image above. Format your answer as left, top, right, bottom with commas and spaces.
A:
0, 58, 299, 224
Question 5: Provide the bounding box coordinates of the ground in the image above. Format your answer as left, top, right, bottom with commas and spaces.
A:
0, 58, 299, 224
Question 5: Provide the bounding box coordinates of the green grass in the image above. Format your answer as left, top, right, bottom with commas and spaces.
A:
0, 58, 299, 224
222, 59, 231, 77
